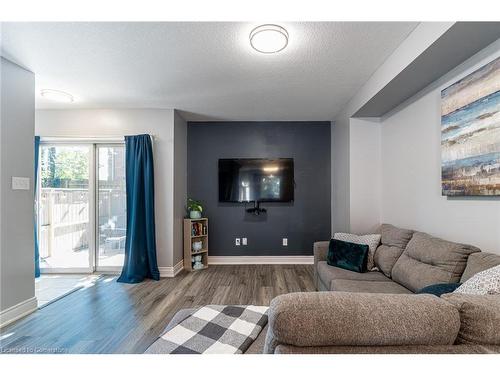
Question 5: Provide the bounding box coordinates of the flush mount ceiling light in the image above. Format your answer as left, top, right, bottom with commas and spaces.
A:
40, 89, 74, 103
250, 24, 288, 54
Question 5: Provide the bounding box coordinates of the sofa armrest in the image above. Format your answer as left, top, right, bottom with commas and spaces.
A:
313, 241, 329, 289
264, 292, 460, 354
313, 241, 329, 265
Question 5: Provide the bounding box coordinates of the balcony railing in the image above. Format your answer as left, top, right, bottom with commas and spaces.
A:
38, 188, 126, 260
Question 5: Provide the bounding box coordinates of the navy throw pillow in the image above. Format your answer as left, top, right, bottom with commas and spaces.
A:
327, 238, 369, 273
417, 283, 462, 297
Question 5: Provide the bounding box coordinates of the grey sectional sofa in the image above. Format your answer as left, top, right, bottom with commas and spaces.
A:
263, 291, 500, 354
314, 224, 489, 294
164, 224, 500, 354
265, 224, 500, 354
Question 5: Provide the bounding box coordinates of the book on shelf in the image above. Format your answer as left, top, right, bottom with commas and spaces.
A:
191, 222, 207, 236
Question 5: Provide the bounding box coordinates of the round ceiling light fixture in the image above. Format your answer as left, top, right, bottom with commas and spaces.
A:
40, 89, 74, 103
250, 24, 288, 54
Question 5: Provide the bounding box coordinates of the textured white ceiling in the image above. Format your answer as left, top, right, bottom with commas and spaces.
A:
1, 22, 418, 121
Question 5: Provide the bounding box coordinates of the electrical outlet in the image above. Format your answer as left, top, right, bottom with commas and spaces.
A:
235, 238, 241, 246
242, 238, 247, 245
282, 238, 288, 246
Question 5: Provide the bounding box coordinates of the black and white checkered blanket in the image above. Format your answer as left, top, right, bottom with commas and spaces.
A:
146, 305, 268, 354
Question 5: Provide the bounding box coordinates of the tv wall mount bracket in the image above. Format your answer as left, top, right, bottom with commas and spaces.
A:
246, 201, 267, 215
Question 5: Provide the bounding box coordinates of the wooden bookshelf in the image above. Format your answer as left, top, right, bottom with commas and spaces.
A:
183, 218, 209, 272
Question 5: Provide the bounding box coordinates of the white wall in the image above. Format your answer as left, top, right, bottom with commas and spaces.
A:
173, 110, 187, 267
380, 41, 500, 254
331, 23, 453, 233
332, 25, 500, 254
331, 117, 350, 233
332, 115, 382, 235
349, 118, 381, 234
35, 109, 184, 268
0, 58, 36, 316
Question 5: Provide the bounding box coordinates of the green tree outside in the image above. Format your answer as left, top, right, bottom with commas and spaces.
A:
41, 147, 89, 188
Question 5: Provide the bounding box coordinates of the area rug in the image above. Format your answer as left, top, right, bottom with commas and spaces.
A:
145, 305, 268, 354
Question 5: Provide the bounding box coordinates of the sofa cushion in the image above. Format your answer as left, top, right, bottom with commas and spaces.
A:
327, 239, 369, 273
380, 223, 414, 248
461, 252, 500, 282
333, 233, 381, 270
442, 293, 500, 345
317, 261, 389, 289
374, 245, 406, 278
273, 344, 500, 354
374, 224, 414, 277
264, 292, 460, 353
330, 279, 412, 294
391, 232, 480, 292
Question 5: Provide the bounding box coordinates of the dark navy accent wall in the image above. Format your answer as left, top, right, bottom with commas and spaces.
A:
187, 121, 331, 256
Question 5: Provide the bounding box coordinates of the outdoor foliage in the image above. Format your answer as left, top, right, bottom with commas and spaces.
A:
41, 147, 89, 188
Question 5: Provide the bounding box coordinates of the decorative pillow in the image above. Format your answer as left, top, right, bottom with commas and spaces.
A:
334, 233, 381, 271
327, 239, 369, 273
417, 283, 462, 297
454, 264, 500, 295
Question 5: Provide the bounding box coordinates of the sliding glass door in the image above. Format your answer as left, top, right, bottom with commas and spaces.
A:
96, 145, 126, 270
38, 141, 125, 273
39, 145, 92, 272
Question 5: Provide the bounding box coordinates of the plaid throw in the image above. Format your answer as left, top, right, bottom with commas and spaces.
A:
146, 305, 268, 354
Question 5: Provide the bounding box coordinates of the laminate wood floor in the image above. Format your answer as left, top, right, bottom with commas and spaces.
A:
0, 265, 314, 354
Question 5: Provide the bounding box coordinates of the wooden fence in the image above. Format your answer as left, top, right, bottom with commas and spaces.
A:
38, 188, 126, 258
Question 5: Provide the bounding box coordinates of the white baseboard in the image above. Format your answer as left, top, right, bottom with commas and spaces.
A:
159, 260, 184, 277
208, 256, 314, 265
0, 296, 38, 329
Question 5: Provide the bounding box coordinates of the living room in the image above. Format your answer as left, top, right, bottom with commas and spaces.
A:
1, 0, 500, 372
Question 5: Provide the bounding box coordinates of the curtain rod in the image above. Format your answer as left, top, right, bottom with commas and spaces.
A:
39, 135, 156, 143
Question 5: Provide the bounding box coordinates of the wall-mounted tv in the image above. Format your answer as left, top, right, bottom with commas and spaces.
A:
218, 158, 294, 203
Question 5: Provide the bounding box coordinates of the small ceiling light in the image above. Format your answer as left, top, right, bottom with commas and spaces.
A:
40, 89, 74, 103
250, 24, 288, 54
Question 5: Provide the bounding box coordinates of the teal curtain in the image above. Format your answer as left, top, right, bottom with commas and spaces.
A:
34, 136, 40, 278
118, 134, 160, 283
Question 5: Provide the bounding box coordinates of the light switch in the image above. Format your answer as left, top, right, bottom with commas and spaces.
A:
12, 177, 30, 190
242, 238, 247, 245
282, 238, 288, 246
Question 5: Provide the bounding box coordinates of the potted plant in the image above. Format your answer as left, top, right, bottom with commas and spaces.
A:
187, 198, 203, 219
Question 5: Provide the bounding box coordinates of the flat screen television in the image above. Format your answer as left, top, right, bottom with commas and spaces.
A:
218, 158, 294, 203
